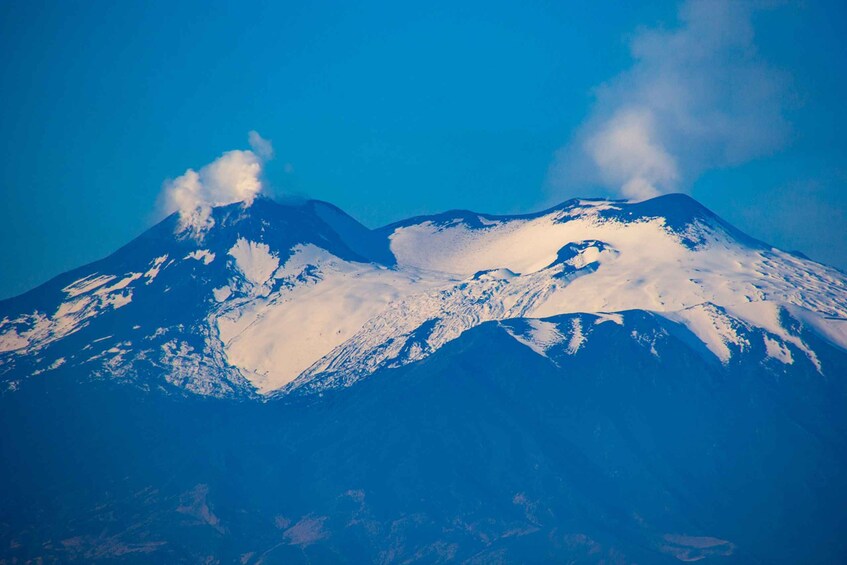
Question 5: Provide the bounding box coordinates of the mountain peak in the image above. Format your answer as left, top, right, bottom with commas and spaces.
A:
1, 193, 845, 398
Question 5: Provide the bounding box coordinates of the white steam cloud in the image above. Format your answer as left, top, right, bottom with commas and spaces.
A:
248, 130, 274, 160
162, 131, 273, 233
549, 0, 791, 201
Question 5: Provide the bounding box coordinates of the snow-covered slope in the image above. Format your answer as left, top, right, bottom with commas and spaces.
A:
1, 194, 846, 397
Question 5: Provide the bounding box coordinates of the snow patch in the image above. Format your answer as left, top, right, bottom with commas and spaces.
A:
763, 336, 793, 365
144, 255, 169, 283
62, 274, 116, 297
0, 273, 140, 355
567, 318, 586, 354
784, 304, 847, 359
733, 301, 821, 372
0, 325, 30, 353
503, 319, 566, 358
98, 273, 142, 294
594, 312, 624, 326
213, 286, 232, 302
668, 304, 749, 363
185, 249, 216, 265
228, 238, 279, 287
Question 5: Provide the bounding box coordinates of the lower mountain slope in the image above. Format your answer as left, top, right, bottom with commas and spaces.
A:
3, 311, 846, 563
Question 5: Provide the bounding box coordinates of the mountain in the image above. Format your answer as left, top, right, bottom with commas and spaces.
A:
1, 194, 847, 563
2, 194, 845, 397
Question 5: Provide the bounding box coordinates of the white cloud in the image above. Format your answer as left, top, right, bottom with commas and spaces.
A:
161, 132, 274, 233
548, 0, 791, 201
248, 130, 274, 160
584, 109, 678, 200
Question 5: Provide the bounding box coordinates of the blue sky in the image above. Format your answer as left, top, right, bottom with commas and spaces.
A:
1, 0, 846, 299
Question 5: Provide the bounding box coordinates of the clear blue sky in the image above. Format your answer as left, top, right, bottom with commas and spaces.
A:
1, 0, 846, 299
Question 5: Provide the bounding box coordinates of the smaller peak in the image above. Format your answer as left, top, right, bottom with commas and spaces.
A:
303, 198, 348, 213
562, 196, 624, 207
472, 267, 519, 281
377, 208, 488, 232
622, 192, 714, 225
643, 192, 700, 205
539, 197, 625, 217
247, 194, 311, 212
600, 193, 765, 250
211, 195, 316, 224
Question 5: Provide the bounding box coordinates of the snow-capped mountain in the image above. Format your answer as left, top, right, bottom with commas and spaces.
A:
4, 193, 847, 563
2, 194, 846, 398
